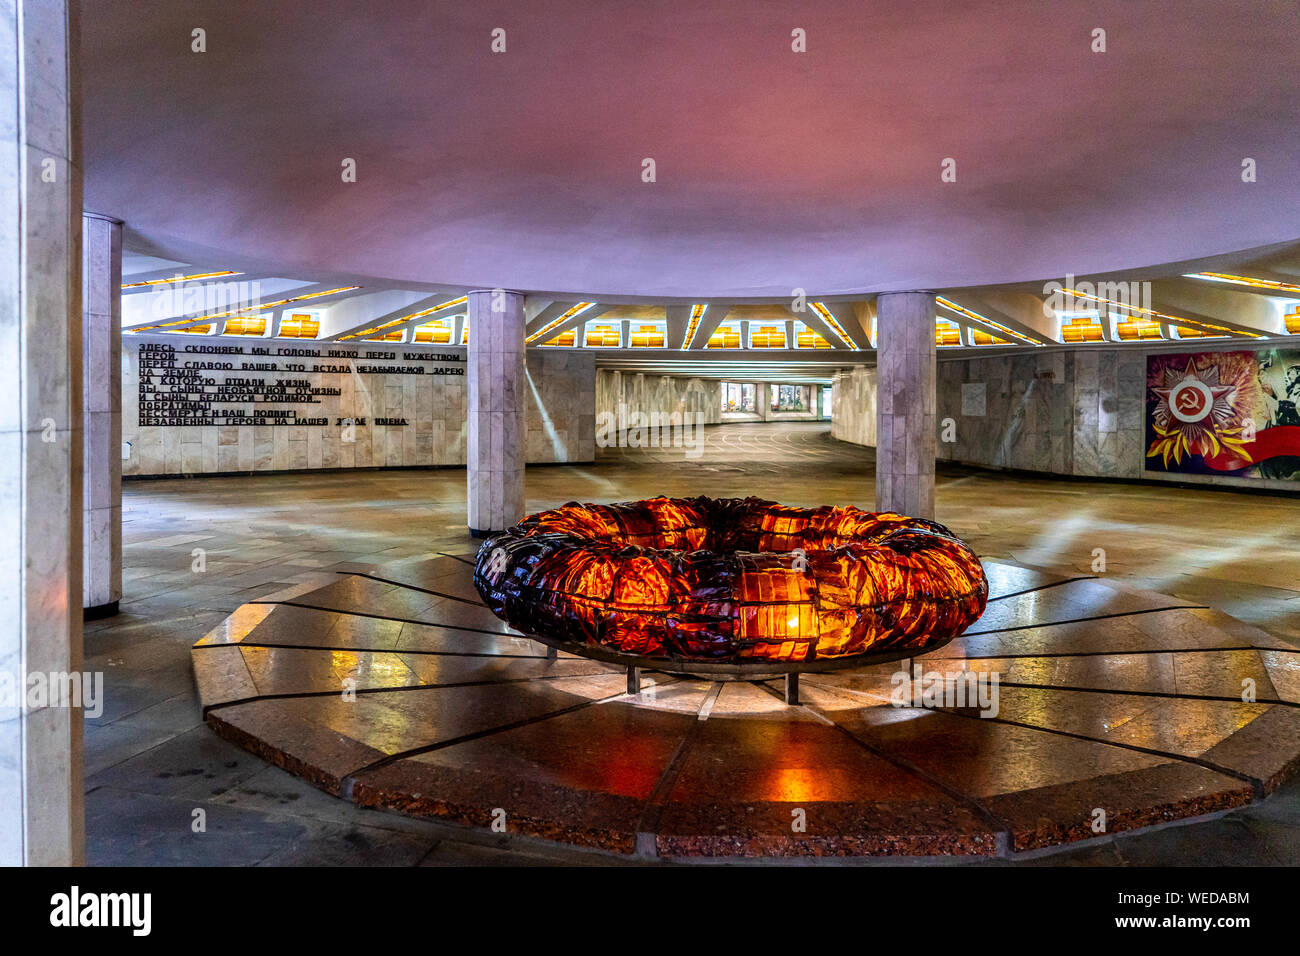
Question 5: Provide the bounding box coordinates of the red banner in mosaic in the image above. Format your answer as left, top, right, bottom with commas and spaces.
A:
1146, 349, 1300, 480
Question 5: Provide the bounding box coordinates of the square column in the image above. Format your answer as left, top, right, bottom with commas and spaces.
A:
466, 289, 525, 535
875, 292, 936, 519
82, 214, 121, 616
0, 0, 84, 866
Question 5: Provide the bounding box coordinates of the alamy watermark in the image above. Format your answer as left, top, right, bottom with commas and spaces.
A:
890, 664, 1000, 718
1041, 274, 1152, 318
596, 403, 706, 459
1, 670, 104, 718
146, 277, 262, 320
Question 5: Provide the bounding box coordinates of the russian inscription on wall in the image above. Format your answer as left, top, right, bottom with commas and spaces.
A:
136, 341, 463, 428
123, 335, 595, 476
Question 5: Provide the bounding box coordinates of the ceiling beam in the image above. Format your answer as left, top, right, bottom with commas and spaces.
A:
935, 306, 1034, 347
532, 304, 614, 345
952, 291, 1058, 344
1149, 279, 1279, 337
686, 305, 730, 349
120, 268, 271, 296
525, 301, 592, 339
121, 280, 336, 332
784, 305, 853, 350
321, 292, 465, 342
1179, 271, 1300, 300
664, 304, 691, 350
818, 300, 872, 349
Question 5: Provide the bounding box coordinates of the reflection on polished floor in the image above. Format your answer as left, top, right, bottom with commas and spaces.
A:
88, 423, 1300, 864
192, 553, 1299, 857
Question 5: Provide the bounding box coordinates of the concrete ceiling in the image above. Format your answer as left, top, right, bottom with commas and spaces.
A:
81, 0, 1300, 301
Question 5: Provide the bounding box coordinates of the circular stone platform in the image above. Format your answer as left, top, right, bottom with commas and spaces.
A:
191, 553, 1300, 858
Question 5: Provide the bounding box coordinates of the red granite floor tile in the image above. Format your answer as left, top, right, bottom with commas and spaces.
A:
351, 684, 711, 853
191, 556, 1300, 859
238, 646, 424, 696
191, 644, 259, 708
1261, 649, 1300, 703
988, 685, 1268, 760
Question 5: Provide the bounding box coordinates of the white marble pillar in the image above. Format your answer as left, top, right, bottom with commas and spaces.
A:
82, 213, 121, 616
0, 0, 85, 865
875, 292, 936, 519
466, 289, 525, 535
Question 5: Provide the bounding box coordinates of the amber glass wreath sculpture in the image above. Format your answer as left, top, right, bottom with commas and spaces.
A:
474, 496, 987, 665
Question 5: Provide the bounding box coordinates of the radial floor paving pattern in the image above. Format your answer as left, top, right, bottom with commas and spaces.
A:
190, 553, 1300, 858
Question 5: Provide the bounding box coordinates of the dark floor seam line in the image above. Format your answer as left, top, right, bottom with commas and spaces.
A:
249, 600, 524, 637
770, 679, 1013, 848
936, 707, 1263, 795
337, 680, 682, 798
991, 680, 1293, 707
194, 640, 551, 659
986, 576, 1097, 603
200, 668, 619, 716
961, 604, 1210, 636
924, 643, 1260, 660
810, 674, 1290, 708
633, 682, 722, 857
437, 552, 478, 566
337, 570, 489, 608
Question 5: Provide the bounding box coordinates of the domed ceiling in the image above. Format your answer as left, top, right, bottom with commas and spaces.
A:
80, 0, 1300, 301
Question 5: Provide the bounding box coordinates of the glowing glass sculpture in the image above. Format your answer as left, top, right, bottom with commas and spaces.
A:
474, 496, 987, 666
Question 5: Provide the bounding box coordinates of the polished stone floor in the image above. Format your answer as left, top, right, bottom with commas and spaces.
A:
191, 554, 1299, 858
87, 422, 1300, 864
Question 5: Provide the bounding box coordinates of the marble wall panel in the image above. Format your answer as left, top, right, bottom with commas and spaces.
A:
122, 335, 594, 476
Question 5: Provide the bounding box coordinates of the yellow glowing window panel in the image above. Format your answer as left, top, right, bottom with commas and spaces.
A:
278, 313, 319, 338
461, 324, 469, 344
182, 324, 212, 334
526, 303, 595, 344
1115, 315, 1163, 341
223, 314, 267, 336
366, 329, 405, 342
412, 319, 453, 344
337, 295, 465, 341
585, 324, 621, 347
542, 329, 577, 346
121, 270, 242, 289
629, 324, 665, 348
683, 304, 707, 349
936, 295, 1037, 345
1173, 325, 1224, 339
259, 286, 359, 310
1060, 315, 1105, 343
935, 320, 962, 347
129, 285, 361, 333
751, 325, 786, 348
1061, 288, 1256, 339
707, 325, 742, 349
970, 329, 1012, 346
796, 326, 831, 349
1186, 272, 1300, 295
809, 302, 852, 346
1285, 308, 1300, 335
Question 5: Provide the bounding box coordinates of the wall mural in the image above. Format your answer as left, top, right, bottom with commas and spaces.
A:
1146, 349, 1300, 480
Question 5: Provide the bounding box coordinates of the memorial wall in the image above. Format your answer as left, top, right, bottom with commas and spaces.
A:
831, 345, 1300, 492
122, 335, 595, 476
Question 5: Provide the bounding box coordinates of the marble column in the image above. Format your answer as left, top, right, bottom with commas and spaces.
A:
82, 213, 121, 617
875, 292, 936, 519
0, 0, 85, 865
466, 289, 525, 535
